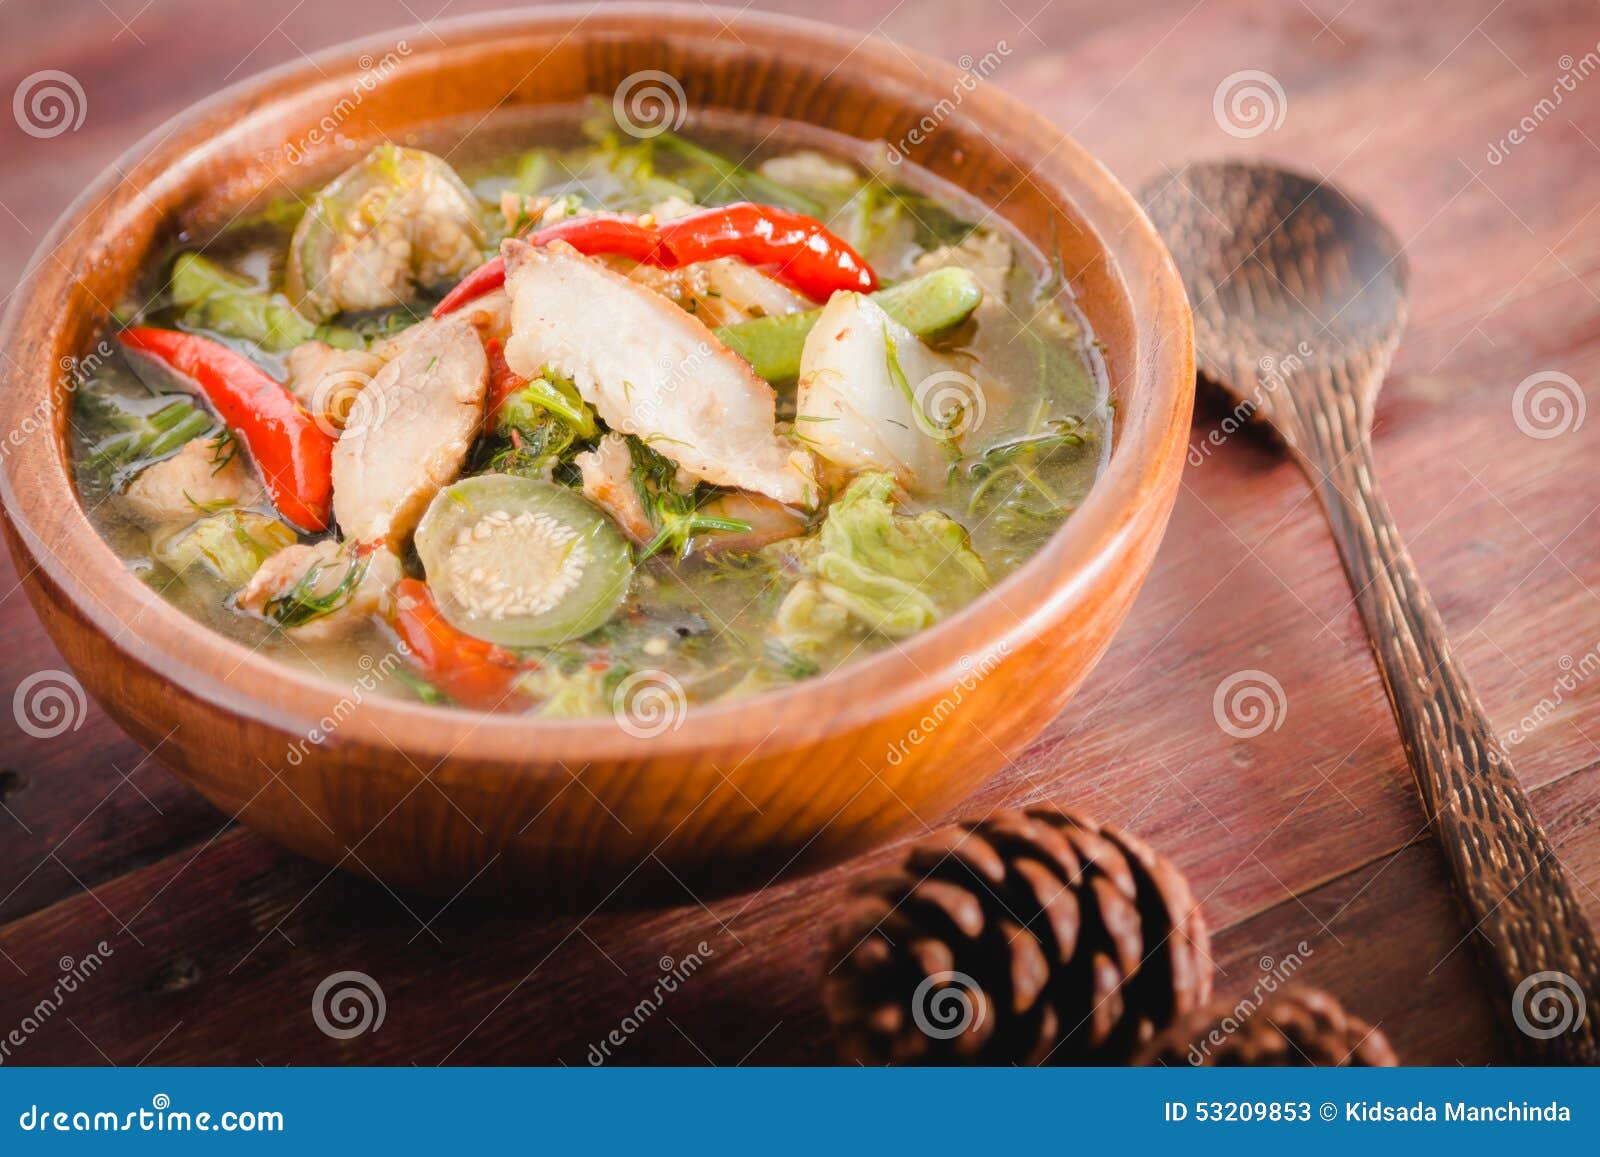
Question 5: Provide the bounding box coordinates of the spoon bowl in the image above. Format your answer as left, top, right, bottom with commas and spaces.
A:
1148, 162, 1407, 423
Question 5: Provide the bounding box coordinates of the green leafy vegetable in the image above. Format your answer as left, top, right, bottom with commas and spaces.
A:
481, 375, 597, 479
771, 578, 855, 655
652, 132, 823, 216
511, 149, 552, 196
963, 403, 1089, 532
231, 195, 309, 233
208, 427, 240, 475
770, 471, 988, 646
74, 391, 217, 493
625, 438, 751, 561
390, 665, 450, 706
169, 253, 363, 352
566, 111, 697, 210
829, 180, 912, 264
597, 135, 696, 207
151, 510, 296, 588
882, 188, 980, 249
520, 660, 630, 719
516, 374, 598, 438
263, 554, 369, 628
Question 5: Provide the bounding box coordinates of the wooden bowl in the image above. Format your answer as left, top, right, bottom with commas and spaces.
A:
0, 6, 1193, 906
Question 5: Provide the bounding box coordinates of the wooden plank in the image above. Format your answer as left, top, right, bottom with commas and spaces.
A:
2, 757, 1594, 1066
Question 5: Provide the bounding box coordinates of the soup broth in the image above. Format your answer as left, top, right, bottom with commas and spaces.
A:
69, 106, 1109, 716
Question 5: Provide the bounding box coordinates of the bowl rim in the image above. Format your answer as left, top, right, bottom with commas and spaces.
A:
0, 3, 1194, 766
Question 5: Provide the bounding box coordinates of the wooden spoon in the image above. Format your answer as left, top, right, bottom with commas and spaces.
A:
1141, 160, 1598, 1062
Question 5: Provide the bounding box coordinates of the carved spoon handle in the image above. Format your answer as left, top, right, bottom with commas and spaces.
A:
1294, 416, 1600, 1062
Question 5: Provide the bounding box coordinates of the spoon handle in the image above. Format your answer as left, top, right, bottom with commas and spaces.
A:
1293, 418, 1600, 1061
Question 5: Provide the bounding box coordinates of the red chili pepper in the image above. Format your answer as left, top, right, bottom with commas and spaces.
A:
659, 203, 877, 298
391, 579, 528, 711
481, 338, 528, 425
532, 213, 668, 263
433, 205, 876, 315
432, 256, 507, 317
118, 327, 335, 532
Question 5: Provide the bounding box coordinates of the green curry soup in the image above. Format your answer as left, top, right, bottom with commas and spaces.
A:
69, 108, 1110, 716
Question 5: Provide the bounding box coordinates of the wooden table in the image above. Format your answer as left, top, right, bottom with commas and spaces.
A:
1, 0, 1595, 1065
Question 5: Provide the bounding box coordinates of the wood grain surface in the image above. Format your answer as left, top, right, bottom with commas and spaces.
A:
1, 0, 1597, 1065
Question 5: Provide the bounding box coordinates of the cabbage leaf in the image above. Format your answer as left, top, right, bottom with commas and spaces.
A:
770, 471, 988, 649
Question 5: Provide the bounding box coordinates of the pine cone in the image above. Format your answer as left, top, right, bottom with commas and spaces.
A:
1137, 985, 1398, 1066
823, 807, 1212, 1064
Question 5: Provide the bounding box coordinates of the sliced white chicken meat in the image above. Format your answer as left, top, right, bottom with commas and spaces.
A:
284, 341, 387, 430
331, 317, 488, 546
795, 292, 969, 491
237, 540, 403, 643
576, 433, 654, 546
501, 239, 817, 507
120, 435, 264, 527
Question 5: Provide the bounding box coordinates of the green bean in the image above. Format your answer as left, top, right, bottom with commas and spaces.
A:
715, 267, 983, 381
